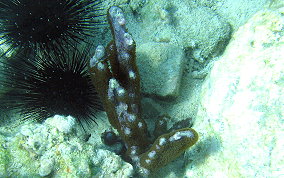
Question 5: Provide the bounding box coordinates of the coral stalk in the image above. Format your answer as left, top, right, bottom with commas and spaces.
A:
90, 6, 198, 175
90, 7, 149, 157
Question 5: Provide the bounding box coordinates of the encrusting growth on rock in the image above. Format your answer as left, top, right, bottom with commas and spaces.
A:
90, 6, 198, 176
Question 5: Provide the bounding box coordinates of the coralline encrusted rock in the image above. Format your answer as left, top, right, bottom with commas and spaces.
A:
1, 115, 133, 177
39, 156, 55, 176
211, 0, 269, 30
92, 149, 133, 177
125, 0, 231, 98
128, 0, 231, 59
0, 134, 8, 177
185, 8, 284, 177
45, 115, 76, 133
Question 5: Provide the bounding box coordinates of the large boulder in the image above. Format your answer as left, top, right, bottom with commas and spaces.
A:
186, 8, 284, 177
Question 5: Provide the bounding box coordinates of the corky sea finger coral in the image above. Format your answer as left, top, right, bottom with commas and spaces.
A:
90, 6, 198, 176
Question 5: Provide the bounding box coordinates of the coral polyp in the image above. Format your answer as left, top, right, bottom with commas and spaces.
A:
0, 0, 104, 55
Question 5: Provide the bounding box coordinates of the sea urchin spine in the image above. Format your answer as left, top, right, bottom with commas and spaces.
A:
0, 0, 105, 56
0, 46, 103, 129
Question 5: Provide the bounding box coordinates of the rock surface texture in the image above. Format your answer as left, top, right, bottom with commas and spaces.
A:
127, 0, 269, 98
185, 8, 284, 177
136, 42, 185, 98
0, 115, 133, 177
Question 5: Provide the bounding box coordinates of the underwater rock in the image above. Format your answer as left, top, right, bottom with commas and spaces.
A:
213, 0, 269, 30
193, 0, 269, 30
38, 157, 55, 176
2, 115, 133, 177
186, 8, 284, 177
0, 134, 8, 177
136, 42, 185, 98
127, 0, 231, 61
45, 115, 76, 134
175, 6, 231, 60
92, 149, 133, 177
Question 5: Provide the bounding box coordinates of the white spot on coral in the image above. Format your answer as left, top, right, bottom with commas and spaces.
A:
109, 7, 125, 25
117, 87, 125, 96
159, 120, 164, 125
169, 130, 194, 142
97, 62, 105, 70
118, 17, 126, 25
130, 146, 138, 155
108, 78, 121, 100
90, 56, 97, 68
95, 45, 105, 58
107, 88, 114, 100
124, 127, 131, 135
116, 102, 128, 116
148, 151, 156, 159
90, 45, 105, 68
139, 166, 150, 176
169, 132, 181, 142
138, 122, 143, 128
145, 159, 151, 164
109, 78, 119, 89
127, 113, 136, 122
129, 70, 136, 79
159, 137, 167, 146
132, 155, 139, 163
20, 125, 33, 136
124, 33, 133, 46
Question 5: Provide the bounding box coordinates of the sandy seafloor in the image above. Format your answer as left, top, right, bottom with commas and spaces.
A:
0, 0, 284, 177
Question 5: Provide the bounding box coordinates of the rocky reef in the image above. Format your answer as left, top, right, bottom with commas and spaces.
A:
183, 5, 284, 178
0, 0, 283, 177
0, 115, 133, 177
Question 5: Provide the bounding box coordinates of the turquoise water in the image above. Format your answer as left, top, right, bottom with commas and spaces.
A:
1, 0, 283, 177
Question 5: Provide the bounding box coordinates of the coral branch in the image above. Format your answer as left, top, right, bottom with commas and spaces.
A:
139, 128, 198, 172
90, 6, 149, 157
89, 6, 198, 176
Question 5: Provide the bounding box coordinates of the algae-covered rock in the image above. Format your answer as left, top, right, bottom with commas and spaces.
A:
2, 115, 133, 177
0, 134, 8, 177
174, 5, 231, 60
186, 8, 284, 177
214, 0, 269, 30
92, 149, 133, 178
194, 0, 269, 30
129, 0, 231, 60
136, 42, 185, 98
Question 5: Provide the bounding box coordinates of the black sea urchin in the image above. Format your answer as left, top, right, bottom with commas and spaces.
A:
0, 0, 104, 56
0, 46, 103, 128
